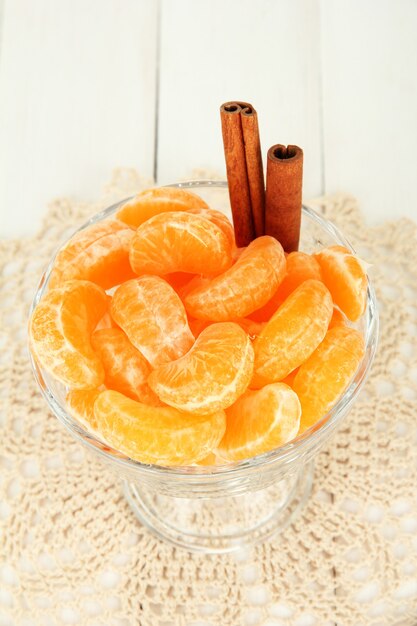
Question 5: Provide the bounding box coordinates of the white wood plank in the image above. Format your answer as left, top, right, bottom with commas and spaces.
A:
0, 0, 157, 237
321, 0, 417, 223
157, 0, 323, 202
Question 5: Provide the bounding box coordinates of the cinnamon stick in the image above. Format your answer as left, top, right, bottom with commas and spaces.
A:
240, 106, 265, 238
265, 144, 303, 253
220, 102, 265, 245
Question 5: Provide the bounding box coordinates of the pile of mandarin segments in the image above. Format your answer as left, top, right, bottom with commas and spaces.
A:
29, 187, 367, 467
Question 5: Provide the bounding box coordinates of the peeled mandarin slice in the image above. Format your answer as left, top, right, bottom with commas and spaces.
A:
314, 245, 367, 321
116, 186, 209, 228
217, 383, 301, 462
29, 280, 108, 388
187, 317, 264, 340
129, 211, 233, 276
148, 322, 254, 415
95, 310, 118, 331
177, 275, 212, 301
66, 388, 101, 431
281, 367, 299, 388
293, 326, 365, 433
328, 307, 347, 329
187, 318, 212, 337
184, 236, 286, 321
49, 219, 136, 290
250, 251, 322, 322
235, 318, 265, 339
196, 452, 221, 466
251, 279, 333, 388
110, 276, 194, 367
91, 328, 161, 405
94, 295, 119, 331
165, 271, 196, 294
187, 207, 235, 249
93, 390, 226, 466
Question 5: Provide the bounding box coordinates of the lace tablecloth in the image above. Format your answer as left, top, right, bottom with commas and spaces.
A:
1, 169, 417, 626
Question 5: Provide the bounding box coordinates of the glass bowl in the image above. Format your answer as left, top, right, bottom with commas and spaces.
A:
28, 181, 379, 553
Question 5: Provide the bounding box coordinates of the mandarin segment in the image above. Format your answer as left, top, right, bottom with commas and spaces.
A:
95, 310, 118, 331
91, 328, 161, 405
110, 276, 194, 368
187, 207, 236, 249
293, 326, 365, 433
217, 383, 301, 462
66, 388, 101, 431
235, 318, 265, 339
328, 307, 347, 329
129, 211, 233, 277
196, 452, 222, 466
29, 280, 108, 389
116, 186, 209, 228
250, 251, 322, 322
281, 367, 300, 388
187, 317, 212, 337
177, 275, 212, 302
49, 219, 136, 290
184, 236, 286, 321
314, 245, 367, 321
188, 317, 264, 340
93, 390, 226, 465
251, 279, 333, 387
148, 322, 254, 415
165, 271, 196, 295
94, 295, 119, 331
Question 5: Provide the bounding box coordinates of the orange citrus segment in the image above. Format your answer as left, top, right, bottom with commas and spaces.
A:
251, 279, 333, 387
94, 295, 119, 331
293, 326, 365, 433
250, 251, 322, 322
129, 211, 233, 276
165, 271, 197, 294
110, 276, 194, 367
196, 452, 222, 466
148, 322, 254, 415
95, 310, 118, 331
91, 328, 161, 405
328, 307, 347, 329
116, 186, 209, 228
233, 247, 245, 261
29, 280, 108, 388
66, 388, 101, 431
187, 317, 212, 337
188, 317, 264, 340
314, 245, 367, 321
187, 207, 235, 249
217, 383, 301, 462
235, 318, 265, 339
281, 367, 300, 388
184, 236, 286, 321
93, 390, 226, 466
49, 219, 136, 290
177, 275, 212, 301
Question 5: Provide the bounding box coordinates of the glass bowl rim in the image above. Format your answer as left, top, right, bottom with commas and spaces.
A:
28, 180, 379, 480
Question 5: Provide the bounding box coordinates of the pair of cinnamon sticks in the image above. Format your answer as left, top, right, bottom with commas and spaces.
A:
220, 101, 303, 252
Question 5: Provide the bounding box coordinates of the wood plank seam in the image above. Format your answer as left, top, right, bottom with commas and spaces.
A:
318, 0, 326, 196
153, 0, 162, 184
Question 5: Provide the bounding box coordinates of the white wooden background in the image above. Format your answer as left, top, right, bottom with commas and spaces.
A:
0, 0, 416, 238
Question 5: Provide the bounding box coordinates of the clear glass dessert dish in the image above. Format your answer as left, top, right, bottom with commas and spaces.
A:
28, 181, 379, 553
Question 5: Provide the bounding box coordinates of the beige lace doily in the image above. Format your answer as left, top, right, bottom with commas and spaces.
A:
1, 169, 417, 626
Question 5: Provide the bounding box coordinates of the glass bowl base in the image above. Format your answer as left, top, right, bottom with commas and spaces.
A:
123, 461, 314, 554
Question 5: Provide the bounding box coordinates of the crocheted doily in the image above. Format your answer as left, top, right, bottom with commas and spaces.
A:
1, 169, 417, 626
